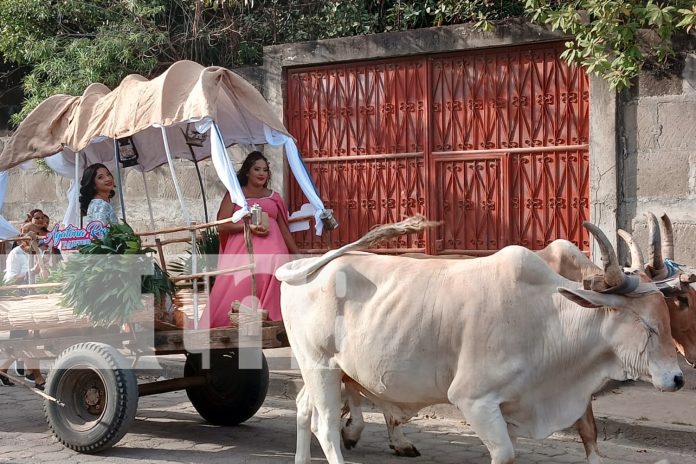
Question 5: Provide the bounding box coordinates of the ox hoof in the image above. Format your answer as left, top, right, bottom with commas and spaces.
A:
341, 429, 359, 450
343, 438, 358, 450
390, 444, 421, 457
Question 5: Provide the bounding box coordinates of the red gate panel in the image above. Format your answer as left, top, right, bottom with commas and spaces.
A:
285, 42, 590, 253
435, 156, 504, 252
286, 59, 428, 251
430, 44, 590, 252
509, 150, 590, 249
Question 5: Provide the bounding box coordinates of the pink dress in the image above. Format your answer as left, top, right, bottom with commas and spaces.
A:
201, 191, 291, 328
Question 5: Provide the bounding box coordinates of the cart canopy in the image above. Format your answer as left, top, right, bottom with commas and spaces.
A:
0, 61, 326, 235
0, 60, 289, 172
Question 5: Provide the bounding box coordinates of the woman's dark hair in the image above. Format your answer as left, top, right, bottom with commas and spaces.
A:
24, 208, 43, 224
237, 151, 270, 187
79, 163, 115, 216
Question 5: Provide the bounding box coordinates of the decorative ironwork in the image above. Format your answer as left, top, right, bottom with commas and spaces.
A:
508, 150, 590, 250
288, 156, 426, 251
286, 42, 590, 253
431, 46, 589, 153
287, 58, 428, 250
435, 157, 504, 252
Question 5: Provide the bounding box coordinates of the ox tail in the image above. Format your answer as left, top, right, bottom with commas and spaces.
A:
275, 215, 439, 284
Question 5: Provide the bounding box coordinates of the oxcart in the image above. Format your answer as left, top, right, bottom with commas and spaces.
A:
0, 61, 333, 452
0, 265, 287, 453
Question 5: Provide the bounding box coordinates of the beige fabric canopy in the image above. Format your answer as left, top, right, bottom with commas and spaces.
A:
0, 60, 290, 172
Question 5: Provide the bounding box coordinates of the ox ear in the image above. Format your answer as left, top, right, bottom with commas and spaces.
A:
558, 287, 624, 309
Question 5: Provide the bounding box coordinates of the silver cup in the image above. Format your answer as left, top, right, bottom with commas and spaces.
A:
320, 209, 339, 231
250, 204, 262, 226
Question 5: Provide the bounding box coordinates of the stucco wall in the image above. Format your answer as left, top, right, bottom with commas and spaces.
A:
618, 52, 696, 265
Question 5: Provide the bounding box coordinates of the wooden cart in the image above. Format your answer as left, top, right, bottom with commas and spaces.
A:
0, 61, 330, 453
0, 218, 292, 453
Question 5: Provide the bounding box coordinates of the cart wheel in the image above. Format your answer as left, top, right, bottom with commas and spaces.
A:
185, 349, 269, 425
44, 342, 138, 453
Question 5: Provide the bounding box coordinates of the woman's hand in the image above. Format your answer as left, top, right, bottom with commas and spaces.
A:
250, 224, 269, 237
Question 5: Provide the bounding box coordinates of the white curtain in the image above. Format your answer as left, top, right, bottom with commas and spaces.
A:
264, 125, 327, 235
208, 121, 249, 223
0, 171, 20, 239
45, 152, 81, 227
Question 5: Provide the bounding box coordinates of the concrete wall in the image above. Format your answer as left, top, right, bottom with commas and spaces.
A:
618, 51, 696, 265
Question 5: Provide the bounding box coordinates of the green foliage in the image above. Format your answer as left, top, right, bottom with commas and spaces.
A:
1, 0, 695, 126
61, 222, 175, 327
0, 0, 166, 123
525, 1, 696, 89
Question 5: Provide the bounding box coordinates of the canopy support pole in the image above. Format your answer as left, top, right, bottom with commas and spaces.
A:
159, 126, 198, 328
112, 139, 127, 222
187, 144, 209, 223
159, 127, 191, 225
75, 152, 81, 228
140, 170, 156, 230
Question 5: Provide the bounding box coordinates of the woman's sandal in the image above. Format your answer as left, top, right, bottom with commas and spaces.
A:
0, 371, 15, 386
34, 381, 45, 391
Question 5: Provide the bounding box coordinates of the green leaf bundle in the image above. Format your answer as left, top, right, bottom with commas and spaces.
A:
61, 221, 175, 327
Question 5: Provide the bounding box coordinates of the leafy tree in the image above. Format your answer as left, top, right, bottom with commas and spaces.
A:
0, 0, 245, 123
0, 0, 694, 126
525, 1, 696, 89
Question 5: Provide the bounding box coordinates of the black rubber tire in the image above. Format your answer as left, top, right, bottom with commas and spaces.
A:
44, 342, 138, 453
185, 349, 269, 425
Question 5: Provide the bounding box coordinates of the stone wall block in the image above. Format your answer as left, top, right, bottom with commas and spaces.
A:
202, 163, 227, 203
630, 219, 696, 267
176, 165, 203, 200
5, 169, 25, 203
636, 150, 690, 197
25, 171, 56, 203
673, 223, 696, 266
155, 165, 180, 201
635, 103, 660, 151
655, 101, 696, 150
123, 169, 147, 200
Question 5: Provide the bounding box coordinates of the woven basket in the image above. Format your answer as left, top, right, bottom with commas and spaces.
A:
228, 312, 259, 328
228, 300, 269, 328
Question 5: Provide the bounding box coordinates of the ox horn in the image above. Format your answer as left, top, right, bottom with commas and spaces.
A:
645, 212, 666, 277
659, 213, 675, 261
617, 229, 645, 270
583, 222, 626, 289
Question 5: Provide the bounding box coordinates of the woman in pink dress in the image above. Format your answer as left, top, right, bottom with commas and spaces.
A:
202, 151, 301, 327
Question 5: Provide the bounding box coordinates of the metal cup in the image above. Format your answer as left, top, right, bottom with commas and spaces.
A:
250, 204, 262, 226
320, 209, 339, 231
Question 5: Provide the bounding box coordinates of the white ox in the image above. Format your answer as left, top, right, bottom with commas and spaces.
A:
341, 212, 696, 463
276, 217, 684, 464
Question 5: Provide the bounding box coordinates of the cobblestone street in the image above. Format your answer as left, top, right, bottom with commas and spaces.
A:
0, 385, 693, 464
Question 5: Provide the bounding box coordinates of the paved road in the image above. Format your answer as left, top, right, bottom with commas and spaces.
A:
0, 385, 694, 464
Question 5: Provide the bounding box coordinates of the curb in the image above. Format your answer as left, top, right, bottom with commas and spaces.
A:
139, 357, 696, 453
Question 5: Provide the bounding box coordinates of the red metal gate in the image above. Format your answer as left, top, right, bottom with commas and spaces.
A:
285, 42, 589, 253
